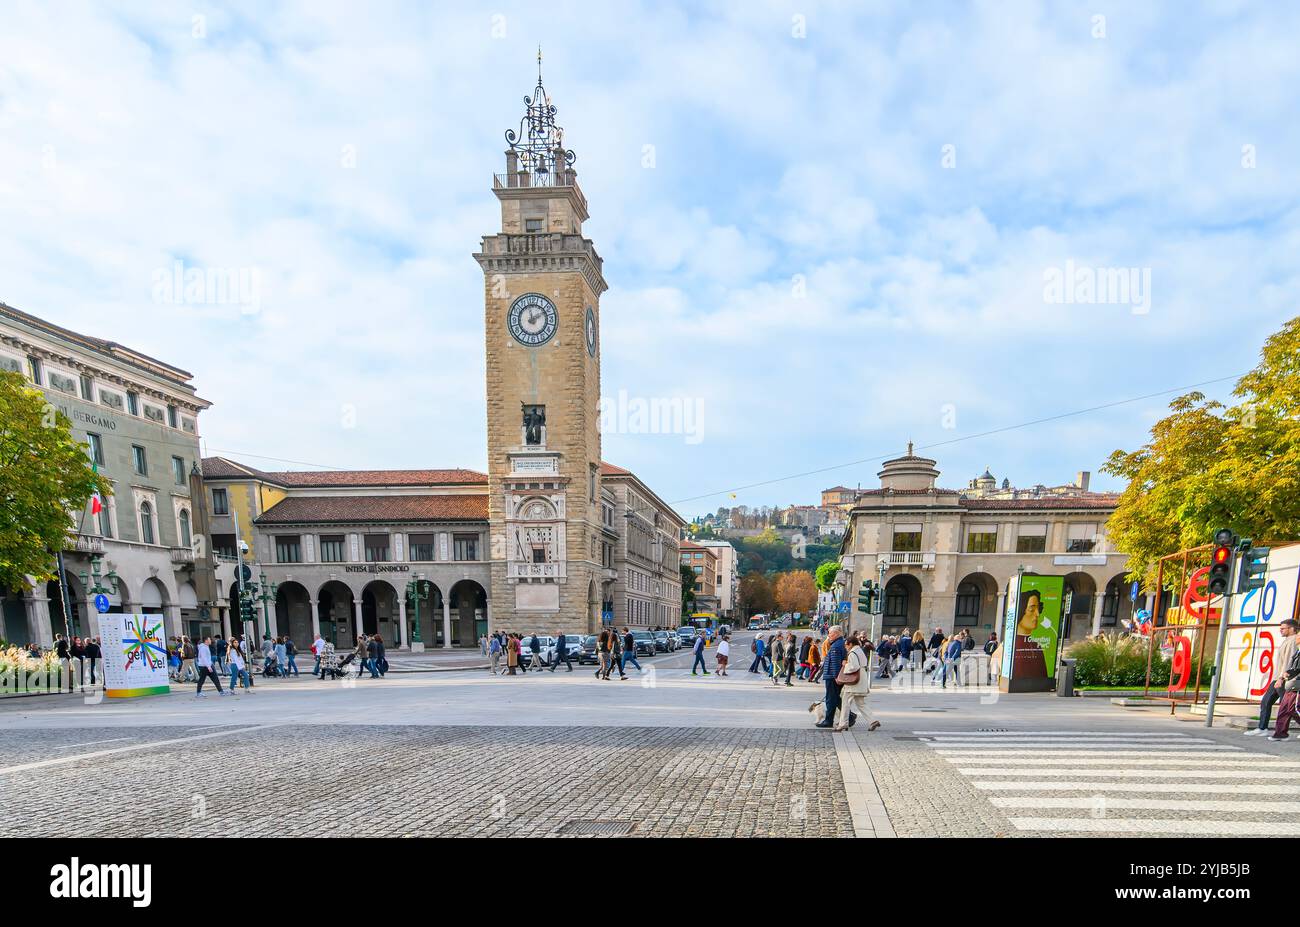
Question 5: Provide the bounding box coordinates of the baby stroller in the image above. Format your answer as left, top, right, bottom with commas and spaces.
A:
318, 644, 348, 681
261, 652, 281, 678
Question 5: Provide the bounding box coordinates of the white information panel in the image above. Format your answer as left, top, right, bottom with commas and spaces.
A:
99, 613, 171, 698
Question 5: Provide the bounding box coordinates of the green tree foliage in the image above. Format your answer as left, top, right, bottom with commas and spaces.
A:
733, 527, 839, 577
814, 560, 841, 592
0, 371, 111, 592
738, 571, 774, 616
1103, 316, 1300, 585
680, 563, 697, 613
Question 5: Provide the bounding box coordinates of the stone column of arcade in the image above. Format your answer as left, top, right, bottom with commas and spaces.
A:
398, 597, 409, 650
442, 596, 452, 650
353, 598, 364, 643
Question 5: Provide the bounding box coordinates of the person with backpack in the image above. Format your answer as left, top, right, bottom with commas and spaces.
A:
691, 630, 710, 676
178, 636, 198, 684
748, 633, 766, 674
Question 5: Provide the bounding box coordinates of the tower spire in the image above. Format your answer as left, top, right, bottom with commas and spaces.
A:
505, 51, 576, 180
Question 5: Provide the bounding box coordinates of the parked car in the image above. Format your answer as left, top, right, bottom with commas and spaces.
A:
630, 631, 657, 656
576, 635, 599, 665
652, 630, 673, 652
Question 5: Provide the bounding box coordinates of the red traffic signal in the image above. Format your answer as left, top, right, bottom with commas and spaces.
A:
1208, 544, 1233, 595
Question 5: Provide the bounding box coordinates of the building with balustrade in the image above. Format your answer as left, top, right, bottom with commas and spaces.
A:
0, 302, 235, 647
837, 446, 1137, 642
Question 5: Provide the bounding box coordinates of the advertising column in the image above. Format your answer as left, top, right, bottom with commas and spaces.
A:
100, 613, 171, 698
1000, 574, 1065, 693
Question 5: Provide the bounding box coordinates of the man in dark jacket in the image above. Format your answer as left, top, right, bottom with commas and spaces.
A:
928, 627, 945, 653
817, 627, 854, 729
621, 628, 643, 674
83, 637, 101, 686
550, 631, 573, 672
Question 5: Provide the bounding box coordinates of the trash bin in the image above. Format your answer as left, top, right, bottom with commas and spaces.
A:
1057, 658, 1076, 697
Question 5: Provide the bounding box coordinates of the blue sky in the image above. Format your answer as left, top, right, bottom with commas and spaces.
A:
2, 0, 1297, 518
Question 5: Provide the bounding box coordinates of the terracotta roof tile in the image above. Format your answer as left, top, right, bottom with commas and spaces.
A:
200, 456, 486, 488
255, 495, 488, 525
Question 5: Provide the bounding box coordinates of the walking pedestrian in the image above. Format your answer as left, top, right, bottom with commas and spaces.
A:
983, 632, 999, 685
489, 634, 503, 674
942, 634, 964, 688
782, 632, 797, 686
506, 633, 520, 676
178, 636, 198, 684
528, 633, 544, 672
911, 630, 927, 670
214, 635, 228, 673
311, 632, 325, 676
71, 636, 86, 688
227, 637, 252, 692
83, 637, 101, 687
550, 631, 573, 672
807, 636, 824, 683
835, 635, 880, 731
607, 629, 627, 680
748, 633, 767, 674
54, 634, 73, 689
1250, 619, 1298, 736
194, 636, 230, 698
284, 636, 300, 676
353, 635, 370, 678
716, 633, 731, 675
816, 626, 848, 729
621, 628, 643, 674
274, 637, 289, 677
370, 634, 387, 678
691, 630, 710, 676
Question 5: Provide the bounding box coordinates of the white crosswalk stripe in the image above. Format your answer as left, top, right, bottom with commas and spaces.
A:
918, 729, 1296, 836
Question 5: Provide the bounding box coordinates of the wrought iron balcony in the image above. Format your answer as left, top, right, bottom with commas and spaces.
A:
66, 533, 104, 555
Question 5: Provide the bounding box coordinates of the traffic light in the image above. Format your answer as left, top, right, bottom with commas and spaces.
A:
1237, 542, 1270, 592
857, 580, 875, 614
240, 598, 255, 624
1208, 529, 1235, 596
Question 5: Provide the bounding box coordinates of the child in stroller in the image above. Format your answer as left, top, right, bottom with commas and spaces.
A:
261, 651, 281, 677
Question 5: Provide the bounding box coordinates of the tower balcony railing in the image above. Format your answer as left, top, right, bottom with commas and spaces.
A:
481, 232, 594, 258
508, 561, 566, 580
493, 171, 587, 213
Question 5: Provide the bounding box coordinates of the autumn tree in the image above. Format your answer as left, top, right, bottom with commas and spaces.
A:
1104, 315, 1300, 584
0, 371, 111, 592
774, 570, 818, 615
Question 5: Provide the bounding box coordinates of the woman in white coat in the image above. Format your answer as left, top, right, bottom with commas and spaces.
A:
835, 635, 881, 732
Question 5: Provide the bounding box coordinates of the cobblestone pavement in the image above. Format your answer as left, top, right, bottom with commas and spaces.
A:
0, 725, 852, 838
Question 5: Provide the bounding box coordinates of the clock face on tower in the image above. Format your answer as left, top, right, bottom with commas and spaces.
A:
508, 293, 558, 346
585, 306, 597, 357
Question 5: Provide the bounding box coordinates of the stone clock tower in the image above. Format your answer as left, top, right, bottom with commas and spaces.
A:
473, 57, 608, 635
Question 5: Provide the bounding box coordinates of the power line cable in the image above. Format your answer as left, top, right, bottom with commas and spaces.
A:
667, 372, 1245, 506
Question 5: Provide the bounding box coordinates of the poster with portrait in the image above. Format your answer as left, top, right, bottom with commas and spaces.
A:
1000, 574, 1065, 693
100, 613, 171, 698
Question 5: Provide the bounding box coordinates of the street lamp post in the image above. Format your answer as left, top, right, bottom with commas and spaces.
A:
252, 571, 279, 642
404, 577, 430, 652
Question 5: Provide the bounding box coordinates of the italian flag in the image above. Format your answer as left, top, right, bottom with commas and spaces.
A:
90, 463, 102, 515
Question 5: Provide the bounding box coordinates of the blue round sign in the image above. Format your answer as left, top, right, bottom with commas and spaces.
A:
93, 593, 110, 614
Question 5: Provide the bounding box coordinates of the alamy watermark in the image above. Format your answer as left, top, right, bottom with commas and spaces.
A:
599, 389, 704, 445
152, 260, 261, 314
1043, 259, 1150, 315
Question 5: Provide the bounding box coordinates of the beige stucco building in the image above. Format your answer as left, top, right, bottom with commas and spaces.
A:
838, 447, 1137, 642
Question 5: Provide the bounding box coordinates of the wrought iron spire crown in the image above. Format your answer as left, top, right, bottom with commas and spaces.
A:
505, 46, 576, 178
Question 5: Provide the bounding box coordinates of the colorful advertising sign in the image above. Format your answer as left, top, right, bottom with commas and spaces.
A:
1000, 574, 1065, 693
1219, 543, 1300, 702
100, 613, 170, 698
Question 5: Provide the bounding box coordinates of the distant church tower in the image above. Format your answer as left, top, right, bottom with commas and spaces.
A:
473, 52, 608, 634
